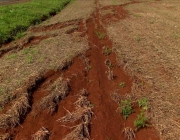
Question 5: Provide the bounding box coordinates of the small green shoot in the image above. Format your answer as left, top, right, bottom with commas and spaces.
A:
134, 110, 148, 131
138, 97, 150, 110
95, 31, 106, 39
89, 104, 95, 108
23, 47, 39, 63
149, 20, 155, 24
103, 47, 112, 56
119, 82, 126, 88
88, 65, 92, 70
136, 36, 140, 42
88, 80, 93, 84
105, 60, 113, 69
6, 54, 17, 60
108, 63, 113, 69
26, 55, 33, 63
120, 99, 134, 120
0, 107, 4, 112
0, 87, 5, 93
133, 14, 141, 18
173, 33, 179, 39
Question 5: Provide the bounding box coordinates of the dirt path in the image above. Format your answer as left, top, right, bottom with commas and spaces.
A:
0, 0, 163, 140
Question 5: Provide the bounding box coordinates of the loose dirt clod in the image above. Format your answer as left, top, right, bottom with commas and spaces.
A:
32, 127, 50, 140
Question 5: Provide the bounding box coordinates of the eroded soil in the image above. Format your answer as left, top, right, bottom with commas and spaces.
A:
0, 0, 164, 140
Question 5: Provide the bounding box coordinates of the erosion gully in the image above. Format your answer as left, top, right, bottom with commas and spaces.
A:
0, 0, 160, 140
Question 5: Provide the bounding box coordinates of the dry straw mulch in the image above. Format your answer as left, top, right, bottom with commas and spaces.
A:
0, 93, 30, 129
57, 89, 93, 140
0, 133, 11, 140
32, 127, 50, 140
107, 1, 180, 139
35, 77, 69, 115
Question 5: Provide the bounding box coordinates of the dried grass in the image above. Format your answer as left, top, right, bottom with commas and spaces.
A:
62, 124, 89, 140
32, 127, 50, 140
37, 77, 69, 114
58, 107, 92, 123
107, 1, 180, 139
59, 89, 93, 140
122, 127, 135, 140
105, 67, 114, 80
80, 55, 91, 73
0, 93, 29, 128
0, 133, 11, 140
105, 59, 114, 80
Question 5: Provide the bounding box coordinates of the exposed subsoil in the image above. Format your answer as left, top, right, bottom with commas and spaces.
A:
0, 0, 160, 140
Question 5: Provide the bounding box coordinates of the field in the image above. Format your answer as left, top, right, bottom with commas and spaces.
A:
0, 0, 180, 140
0, 0, 72, 44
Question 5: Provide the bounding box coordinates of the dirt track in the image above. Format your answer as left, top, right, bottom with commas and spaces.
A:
1, 0, 180, 140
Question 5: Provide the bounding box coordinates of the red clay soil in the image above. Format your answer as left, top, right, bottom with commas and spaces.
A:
0, 0, 160, 140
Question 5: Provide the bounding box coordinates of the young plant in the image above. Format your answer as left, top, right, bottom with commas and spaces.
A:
103, 47, 112, 56
6, 53, 17, 60
89, 104, 95, 108
138, 97, 149, 110
95, 31, 106, 39
120, 82, 126, 88
120, 99, 134, 120
105, 59, 113, 69
134, 110, 148, 131
136, 36, 140, 42
173, 33, 179, 39
0, 107, 4, 112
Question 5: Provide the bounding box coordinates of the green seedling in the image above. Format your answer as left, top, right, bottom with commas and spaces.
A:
88, 65, 92, 70
105, 60, 113, 69
120, 99, 134, 120
88, 80, 93, 84
26, 55, 33, 63
134, 110, 148, 131
6, 53, 17, 60
149, 20, 155, 24
0, 87, 5, 93
103, 47, 112, 56
173, 33, 179, 39
133, 14, 141, 17
108, 63, 113, 69
136, 36, 140, 42
138, 97, 150, 110
89, 104, 95, 107
120, 82, 126, 88
95, 31, 106, 39
0, 107, 4, 112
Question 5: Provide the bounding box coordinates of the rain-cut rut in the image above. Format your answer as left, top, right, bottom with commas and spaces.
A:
0, 0, 160, 140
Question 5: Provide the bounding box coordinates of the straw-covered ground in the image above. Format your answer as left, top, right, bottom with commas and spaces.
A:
0, 0, 179, 140
106, 0, 180, 139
